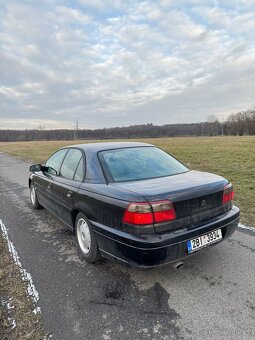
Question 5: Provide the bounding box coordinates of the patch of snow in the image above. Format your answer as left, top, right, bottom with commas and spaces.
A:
9, 317, 16, 330
137, 328, 149, 334
1, 299, 16, 330
33, 306, 42, 314
103, 329, 112, 340
153, 323, 162, 334
7, 301, 15, 310
238, 223, 255, 232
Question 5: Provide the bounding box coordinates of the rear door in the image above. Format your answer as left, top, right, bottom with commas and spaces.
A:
35, 148, 68, 213
51, 148, 85, 226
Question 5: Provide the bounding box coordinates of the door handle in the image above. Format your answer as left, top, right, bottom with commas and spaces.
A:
67, 191, 73, 198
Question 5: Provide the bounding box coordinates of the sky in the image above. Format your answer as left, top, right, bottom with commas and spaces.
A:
0, 0, 255, 130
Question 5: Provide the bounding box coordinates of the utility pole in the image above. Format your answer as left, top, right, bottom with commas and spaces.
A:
73, 121, 79, 140
220, 116, 224, 136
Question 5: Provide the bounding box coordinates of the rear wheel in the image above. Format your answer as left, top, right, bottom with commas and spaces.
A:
75, 213, 100, 263
30, 183, 41, 210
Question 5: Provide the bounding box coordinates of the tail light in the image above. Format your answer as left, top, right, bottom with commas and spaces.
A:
123, 203, 153, 225
222, 183, 234, 205
151, 200, 176, 223
123, 200, 176, 226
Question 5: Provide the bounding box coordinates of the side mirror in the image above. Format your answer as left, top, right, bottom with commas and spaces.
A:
30, 164, 42, 172
29, 164, 57, 176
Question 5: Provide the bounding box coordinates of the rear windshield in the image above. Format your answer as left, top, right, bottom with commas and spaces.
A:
99, 147, 189, 182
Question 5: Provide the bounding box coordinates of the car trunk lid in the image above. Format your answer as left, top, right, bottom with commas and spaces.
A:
111, 170, 227, 202
111, 170, 230, 232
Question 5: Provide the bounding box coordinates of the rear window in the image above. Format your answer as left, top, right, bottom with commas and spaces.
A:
99, 147, 188, 182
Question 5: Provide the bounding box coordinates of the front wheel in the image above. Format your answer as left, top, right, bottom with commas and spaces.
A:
75, 213, 100, 263
30, 184, 41, 210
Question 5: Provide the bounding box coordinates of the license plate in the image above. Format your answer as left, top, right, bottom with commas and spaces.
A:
187, 229, 222, 254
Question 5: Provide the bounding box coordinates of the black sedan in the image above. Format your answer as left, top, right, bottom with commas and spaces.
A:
29, 142, 240, 268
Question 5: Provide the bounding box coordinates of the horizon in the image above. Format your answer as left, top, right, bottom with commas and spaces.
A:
0, 116, 235, 131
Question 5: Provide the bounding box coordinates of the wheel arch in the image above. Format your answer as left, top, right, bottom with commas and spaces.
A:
71, 208, 93, 234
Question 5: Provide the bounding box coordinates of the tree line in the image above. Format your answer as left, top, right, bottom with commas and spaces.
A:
0, 108, 254, 142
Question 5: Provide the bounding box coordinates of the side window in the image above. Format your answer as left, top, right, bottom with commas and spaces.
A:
74, 157, 85, 182
60, 149, 82, 180
45, 149, 67, 175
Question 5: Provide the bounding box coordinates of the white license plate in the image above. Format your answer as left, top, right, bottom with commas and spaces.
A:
187, 229, 222, 254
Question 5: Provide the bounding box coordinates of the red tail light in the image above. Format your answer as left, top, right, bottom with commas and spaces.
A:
123, 200, 176, 225
223, 183, 234, 205
123, 203, 153, 225
151, 200, 176, 223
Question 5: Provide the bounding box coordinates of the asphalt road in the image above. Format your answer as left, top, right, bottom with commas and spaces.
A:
0, 152, 254, 340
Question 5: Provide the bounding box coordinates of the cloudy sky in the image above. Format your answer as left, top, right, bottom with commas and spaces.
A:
0, 0, 255, 130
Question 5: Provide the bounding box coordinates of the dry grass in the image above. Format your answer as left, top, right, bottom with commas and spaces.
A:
0, 233, 46, 340
0, 136, 254, 225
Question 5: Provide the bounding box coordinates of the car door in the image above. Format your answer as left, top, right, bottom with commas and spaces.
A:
51, 148, 85, 226
35, 148, 68, 213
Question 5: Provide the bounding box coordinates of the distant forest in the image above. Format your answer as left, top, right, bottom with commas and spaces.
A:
0, 108, 254, 142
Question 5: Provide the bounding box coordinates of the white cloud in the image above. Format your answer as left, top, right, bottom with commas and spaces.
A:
0, 0, 254, 129
55, 6, 91, 24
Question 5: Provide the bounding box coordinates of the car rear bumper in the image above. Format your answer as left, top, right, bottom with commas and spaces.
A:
92, 206, 240, 268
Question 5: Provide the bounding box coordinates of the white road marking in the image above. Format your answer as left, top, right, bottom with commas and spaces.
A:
0, 218, 41, 314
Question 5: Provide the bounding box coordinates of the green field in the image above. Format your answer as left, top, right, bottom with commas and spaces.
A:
0, 136, 254, 226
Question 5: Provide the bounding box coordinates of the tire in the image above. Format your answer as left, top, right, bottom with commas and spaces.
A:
30, 183, 42, 210
75, 212, 100, 263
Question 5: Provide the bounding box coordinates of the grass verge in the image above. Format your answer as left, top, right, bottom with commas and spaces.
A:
0, 229, 46, 339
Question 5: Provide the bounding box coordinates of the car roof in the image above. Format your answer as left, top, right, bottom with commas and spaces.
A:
66, 142, 153, 152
